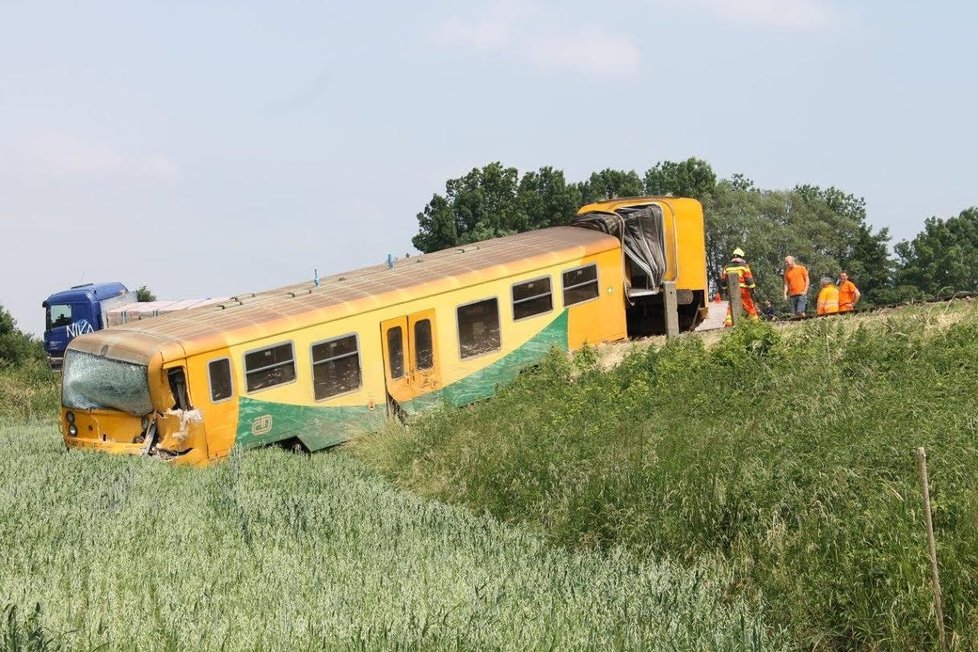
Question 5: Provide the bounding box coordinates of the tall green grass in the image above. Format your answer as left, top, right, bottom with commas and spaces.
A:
0, 361, 58, 421
356, 303, 978, 649
0, 421, 780, 650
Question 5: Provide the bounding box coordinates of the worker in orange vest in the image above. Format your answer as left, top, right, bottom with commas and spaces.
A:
816, 277, 840, 315
838, 271, 861, 312
721, 248, 759, 326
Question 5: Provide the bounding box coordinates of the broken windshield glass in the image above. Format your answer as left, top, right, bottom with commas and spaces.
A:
62, 350, 153, 415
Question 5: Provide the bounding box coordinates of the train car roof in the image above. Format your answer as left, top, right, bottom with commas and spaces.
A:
68, 226, 620, 364
576, 195, 702, 215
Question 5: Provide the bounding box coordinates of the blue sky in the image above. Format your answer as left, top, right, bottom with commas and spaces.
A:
2, 1, 976, 334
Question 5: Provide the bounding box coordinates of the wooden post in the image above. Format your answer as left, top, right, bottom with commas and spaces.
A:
726, 272, 742, 325
916, 447, 947, 652
663, 281, 680, 339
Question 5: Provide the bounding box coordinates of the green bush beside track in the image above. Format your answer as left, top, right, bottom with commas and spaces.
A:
357, 303, 978, 649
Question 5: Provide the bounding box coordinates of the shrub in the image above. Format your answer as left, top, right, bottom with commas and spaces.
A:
0, 304, 44, 368
355, 302, 978, 649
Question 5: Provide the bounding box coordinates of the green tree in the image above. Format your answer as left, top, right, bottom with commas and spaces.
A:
793, 185, 893, 304
412, 162, 522, 253
727, 173, 758, 193
705, 183, 893, 309
643, 158, 717, 202
576, 169, 644, 205
845, 224, 895, 304
0, 304, 43, 366
412, 163, 584, 253
412, 194, 458, 254
704, 183, 799, 303
516, 166, 582, 229
412, 161, 899, 309
136, 286, 157, 302
894, 207, 978, 297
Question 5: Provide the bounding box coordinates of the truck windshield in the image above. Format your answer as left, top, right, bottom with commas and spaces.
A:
62, 350, 153, 415
46, 304, 73, 330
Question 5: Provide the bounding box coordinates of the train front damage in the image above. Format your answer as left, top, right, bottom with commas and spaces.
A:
59, 334, 209, 465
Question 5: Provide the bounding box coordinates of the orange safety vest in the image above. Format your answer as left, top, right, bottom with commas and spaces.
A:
817, 285, 840, 315
838, 280, 858, 312
721, 259, 756, 289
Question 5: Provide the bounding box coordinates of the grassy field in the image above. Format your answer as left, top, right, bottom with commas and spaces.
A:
0, 421, 781, 650
0, 359, 58, 421
356, 302, 978, 649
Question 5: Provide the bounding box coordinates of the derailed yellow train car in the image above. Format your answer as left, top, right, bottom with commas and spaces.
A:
59, 197, 706, 463
576, 196, 708, 334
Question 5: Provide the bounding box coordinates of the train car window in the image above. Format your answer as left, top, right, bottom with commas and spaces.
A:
244, 342, 296, 392
312, 334, 362, 400
167, 367, 191, 410
414, 319, 433, 370
457, 298, 501, 359
562, 264, 600, 306
386, 327, 405, 379
512, 277, 553, 320
208, 358, 233, 403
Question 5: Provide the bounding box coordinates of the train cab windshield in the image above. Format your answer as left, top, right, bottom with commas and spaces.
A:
62, 350, 153, 415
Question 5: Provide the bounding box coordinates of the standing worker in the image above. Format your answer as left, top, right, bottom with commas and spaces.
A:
721, 248, 759, 325
816, 277, 840, 316
782, 256, 810, 317
838, 271, 861, 312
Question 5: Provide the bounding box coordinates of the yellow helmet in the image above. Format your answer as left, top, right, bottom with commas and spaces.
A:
732, 247, 745, 257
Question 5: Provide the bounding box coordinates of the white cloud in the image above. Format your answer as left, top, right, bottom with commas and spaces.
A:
31, 133, 125, 175
144, 155, 182, 181
435, 2, 641, 77
436, 1, 528, 52
27, 134, 181, 181
672, 0, 841, 31
529, 31, 640, 76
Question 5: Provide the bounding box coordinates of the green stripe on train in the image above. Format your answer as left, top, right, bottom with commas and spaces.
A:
235, 399, 384, 451
409, 309, 569, 411
234, 310, 569, 450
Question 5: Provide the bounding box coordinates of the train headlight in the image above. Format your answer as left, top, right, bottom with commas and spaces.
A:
66, 411, 75, 424
68, 424, 78, 437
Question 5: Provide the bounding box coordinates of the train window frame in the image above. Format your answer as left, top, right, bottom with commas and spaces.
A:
207, 357, 234, 404
310, 333, 363, 401
243, 341, 297, 394
511, 275, 554, 321
561, 263, 600, 307
386, 326, 406, 380
456, 297, 502, 360
413, 319, 434, 371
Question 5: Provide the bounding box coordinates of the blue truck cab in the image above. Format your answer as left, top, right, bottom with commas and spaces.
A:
42, 282, 133, 368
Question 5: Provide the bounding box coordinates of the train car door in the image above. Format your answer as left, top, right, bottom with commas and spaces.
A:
407, 310, 439, 394
380, 309, 441, 413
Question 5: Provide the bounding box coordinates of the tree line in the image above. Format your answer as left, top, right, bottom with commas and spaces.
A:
0, 305, 44, 367
412, 158, 978, 307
